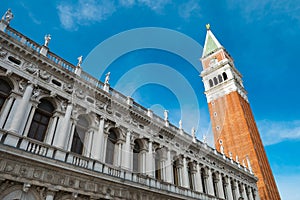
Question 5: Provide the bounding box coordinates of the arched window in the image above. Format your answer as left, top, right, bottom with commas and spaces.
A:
173, 159, 179, 186
0, 79, 12, 112
155, 148, 162, 180
28, 99, 54, 142
71, 115, 89, 155
213, 77, 218, 85
218, 75, 223, 83
223, 72, 228, 81
133, 140, 141, 172
201, 168, 207, 194
209, 79, 213, 87
105, 129, 117, 165
212, 172, 219, 197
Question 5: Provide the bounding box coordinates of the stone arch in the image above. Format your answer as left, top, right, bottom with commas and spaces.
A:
105, 127, 122, 165
70, 114, 91, 155
0, 184, 41, 200
27, 98, 55, 142
55, 194, 85, 200
0, 75, 15, 90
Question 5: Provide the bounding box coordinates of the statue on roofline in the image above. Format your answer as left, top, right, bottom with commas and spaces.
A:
2, 9, 14, 24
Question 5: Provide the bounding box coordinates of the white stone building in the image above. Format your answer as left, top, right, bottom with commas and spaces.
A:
0, 10, 258, 200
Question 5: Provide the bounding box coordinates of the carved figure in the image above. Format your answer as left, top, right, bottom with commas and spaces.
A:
179, 119, 182, 129
105, 72, 110, 84
44, 34, 51, 47
164, 110, 168, 121
2, 9, 13, 23
77, 55, 83, 67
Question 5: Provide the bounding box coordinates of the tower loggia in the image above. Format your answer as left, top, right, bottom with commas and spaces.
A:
200, 25, 281, 200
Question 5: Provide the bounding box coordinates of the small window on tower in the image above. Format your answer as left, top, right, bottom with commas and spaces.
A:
213, 77, 218, 85
223, 72, 228, 81
209, 79, 213, 87
218, 75, 223, 83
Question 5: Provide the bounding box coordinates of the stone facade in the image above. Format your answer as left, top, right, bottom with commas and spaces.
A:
0, 13, 258, 200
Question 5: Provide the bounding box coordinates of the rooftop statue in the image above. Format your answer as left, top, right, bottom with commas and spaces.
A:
2, 9, 14, 24
44, 34, 51, 47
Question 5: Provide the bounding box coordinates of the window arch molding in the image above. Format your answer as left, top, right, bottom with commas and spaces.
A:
27, 98, 55, 142
0, 184, 41, 200
71, 114, 91, 155
0, 77, 13, 114
133, 139, 145, 173
105, 127, 122, 165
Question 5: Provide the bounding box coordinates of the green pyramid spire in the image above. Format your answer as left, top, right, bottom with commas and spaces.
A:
202, 24, 222, 58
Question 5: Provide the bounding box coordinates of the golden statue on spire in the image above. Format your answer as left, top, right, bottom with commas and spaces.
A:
206, 24, 210, 30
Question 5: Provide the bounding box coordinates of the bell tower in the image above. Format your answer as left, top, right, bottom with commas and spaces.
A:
200, 25, 281, 200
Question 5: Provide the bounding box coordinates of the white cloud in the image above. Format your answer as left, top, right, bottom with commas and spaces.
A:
57, 0, 116, 30
178, 0, 201, 19
137, 0, 171, 12
57, 0, 201, 30
119, 0, 135, 7
227, 0, 300, 23
257, 120, 300, 146
276, 173, 300, 200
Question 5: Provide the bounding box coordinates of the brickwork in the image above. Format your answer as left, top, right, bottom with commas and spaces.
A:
201, 28, 281, 200
208, 91, 281, 200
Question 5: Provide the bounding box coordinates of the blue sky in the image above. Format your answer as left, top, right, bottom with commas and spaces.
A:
1, 1, 299, 199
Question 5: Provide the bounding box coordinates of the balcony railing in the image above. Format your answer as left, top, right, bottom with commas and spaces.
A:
0, 130, 222, 200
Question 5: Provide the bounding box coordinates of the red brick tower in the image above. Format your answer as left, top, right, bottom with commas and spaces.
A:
200, 25, 281, 200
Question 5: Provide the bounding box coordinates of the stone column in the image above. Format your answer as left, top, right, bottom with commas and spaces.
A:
161, 160, 166, 181
141, 149, 147, 174
91, 117, 105, 160
84, 129, 94, 157
67, 122, 76, 151
181, 156, 190, 188
8, 84, 33, 133
117, 140, 123, 167
45, 189, 57, 200
122, 130, 131, 170
232, 180, 240, 200
102, 133, 108, 163
177, 160, 183, 186
217, 172, 225, 198
248, 186, 254, 200
0, 95, 14, 128
22, 104, 37, 136
194, 163, 203, 192
190, 163, 197, 190
45, 114, 59, 145
241, 184, 249, 200
225, 177, 234, 200
165, 149, 173, 183
206, 168, 215, 196
146, 140, 154, 177
53, 103, 73, 149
